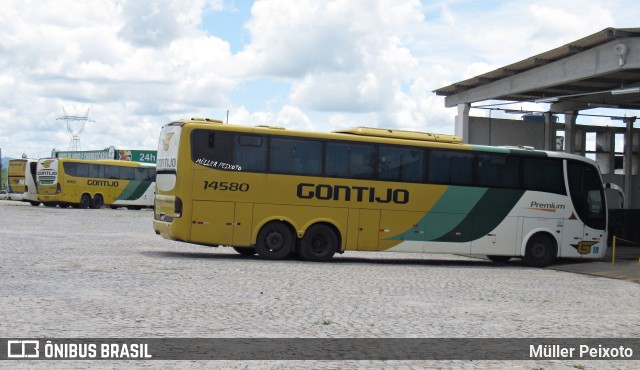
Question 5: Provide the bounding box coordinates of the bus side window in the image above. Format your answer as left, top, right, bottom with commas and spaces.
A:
379, 146, 425, 183
135, 167, 150, 181
89, 164, 103, 178
429, 150, 473, 185
270, 137, 322, 176
121, 167, 135, 181
191, 130, 233, 166
64, 162, 77, 177
523, 158, 565, 194
235, 134, 266, 172
326, 142, 375, 179
76, 163, 89, 178
477, 154, 520, 188
104, 165, 119, 179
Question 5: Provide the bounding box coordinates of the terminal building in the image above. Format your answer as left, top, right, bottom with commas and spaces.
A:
434, 27, 640, 241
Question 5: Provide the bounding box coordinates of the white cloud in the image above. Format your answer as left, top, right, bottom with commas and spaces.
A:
0, 0, 638, 158
0, 0, 241, 157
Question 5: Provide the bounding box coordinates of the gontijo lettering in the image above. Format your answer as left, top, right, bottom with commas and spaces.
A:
87, 179, 119, 187
297, 183, 409, 204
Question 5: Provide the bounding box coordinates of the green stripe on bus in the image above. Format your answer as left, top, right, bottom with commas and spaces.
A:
433, 188, 524, 243
117, 181, 151, 201
390, 186, 487, 241
471, 146, 511, 154
389, 187, 524, 243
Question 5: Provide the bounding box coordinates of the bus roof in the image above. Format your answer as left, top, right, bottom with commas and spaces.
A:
174, 118, 600, 166
332, 127, 462, 143
39, 158, 155, 167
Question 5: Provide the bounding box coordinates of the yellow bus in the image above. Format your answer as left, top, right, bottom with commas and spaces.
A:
37, 158, 156, 209
6, 158, 40, 205
153, 118, 607, 267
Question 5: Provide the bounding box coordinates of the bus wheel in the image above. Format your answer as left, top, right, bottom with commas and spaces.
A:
91, 194, 104, 209
523, 234, 556, 267
299, 224, 339, 262
29, 201, 41, 206
79, 194, 91, 209
255, 222, 294, 260
487, 255, 511, 263
58, 203, 71, 208
233, 246, 257, 256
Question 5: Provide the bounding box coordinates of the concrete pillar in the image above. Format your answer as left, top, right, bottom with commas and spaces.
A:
455, 103, 470, 144
595, 131, 614, 174
633, 131, 639, 176
564, 112, 578, 153
574, 127, 586, 156
623, 117, 637, 208
543, 112, 554, 151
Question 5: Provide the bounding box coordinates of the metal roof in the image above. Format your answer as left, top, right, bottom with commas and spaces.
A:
434, 27, 640, 110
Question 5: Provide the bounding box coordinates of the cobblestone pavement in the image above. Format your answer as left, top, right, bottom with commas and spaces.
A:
1, 200, 639, 369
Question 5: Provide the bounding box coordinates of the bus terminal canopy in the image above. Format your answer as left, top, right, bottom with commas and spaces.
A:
433, 27, 640, 112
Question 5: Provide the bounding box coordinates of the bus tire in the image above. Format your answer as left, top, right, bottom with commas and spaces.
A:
79, 194, 91, 209
233, 246, 257, 256
523, 233, 556, 267
91, 194, 104, 209
29, 201, 41, 206
255, 222, 294, 260
299, 224, 339, 262
487, 255, 511, 263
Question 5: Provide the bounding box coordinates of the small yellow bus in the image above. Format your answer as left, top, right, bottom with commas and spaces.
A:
6, 158, 40, 206
37, 158, 156, 209
153, 118, 607, 267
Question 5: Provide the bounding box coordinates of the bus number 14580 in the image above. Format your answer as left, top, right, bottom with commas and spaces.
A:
203, 181, 250, 192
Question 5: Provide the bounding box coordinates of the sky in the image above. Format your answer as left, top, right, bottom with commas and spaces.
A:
0, 0, 638, 159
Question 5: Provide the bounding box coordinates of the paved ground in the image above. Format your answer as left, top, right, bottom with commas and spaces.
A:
1, 200, 639, 369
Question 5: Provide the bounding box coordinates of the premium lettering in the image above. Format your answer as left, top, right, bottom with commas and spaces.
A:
530, 201, 565, 210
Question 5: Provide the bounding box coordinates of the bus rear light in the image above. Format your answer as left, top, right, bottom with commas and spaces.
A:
174, 196, 183, 217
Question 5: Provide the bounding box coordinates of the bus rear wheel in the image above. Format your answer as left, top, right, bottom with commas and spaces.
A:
79, 194, 91, 209
255, 222, 294, 260
91, 194, 104, 209
523, 234, 556, 267
233, 246, 257, 256
299, 224, 339, 262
